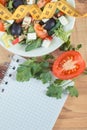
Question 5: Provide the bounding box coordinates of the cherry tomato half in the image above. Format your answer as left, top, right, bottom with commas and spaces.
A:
0, 21, 5, 32
15, 18, 23, 24
0, 0, 6, 6
57, 11, 64, 17
34, 23, 48, 39
52, 51, 86, 80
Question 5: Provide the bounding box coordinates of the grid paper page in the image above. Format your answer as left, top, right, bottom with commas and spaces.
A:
0, 55, 74, 130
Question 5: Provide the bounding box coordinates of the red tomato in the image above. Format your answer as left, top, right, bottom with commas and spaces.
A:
52, 51, 86, 80
34, 23, 48, 39
37, 0, 51, 8
0, 21, 5, 32
15, 19, 23, 24
57, 11, 64, 17
0, 0, 6, 6
45, 36, 53, 40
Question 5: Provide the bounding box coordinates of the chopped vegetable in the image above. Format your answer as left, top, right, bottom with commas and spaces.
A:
57, 11, 64, 17
48, 20, 61, 35
22, 16, 31, 29
58, 16, 68, 26
12, 35, 26, 45
54, 25, 71, 42
1, 33, 13, 48
7, 0, 13, 10
34, 23, 48, 39
27, 32, 37, 40
25, 38, 42, 51
44, 18, 56, 31
0, 21, 5, 32
13, 0, 24, 8
42, 39, 52, 48
28, 25, 35, 33
0, 0, 6, 6
10, 22, 22, 36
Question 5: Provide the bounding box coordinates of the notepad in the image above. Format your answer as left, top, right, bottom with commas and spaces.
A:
0, 55, 74, 130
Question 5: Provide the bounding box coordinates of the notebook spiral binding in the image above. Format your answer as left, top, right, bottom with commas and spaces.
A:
0, 63, 9, 92
0, 55, 15, 92
0, 56, 23, 83
0, 55, 26, 93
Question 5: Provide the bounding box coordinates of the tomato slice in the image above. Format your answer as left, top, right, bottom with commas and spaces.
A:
0, 0, 6, 6
34, 23, 48, 39
52, 51, 86, 80
0, 21, 5, 32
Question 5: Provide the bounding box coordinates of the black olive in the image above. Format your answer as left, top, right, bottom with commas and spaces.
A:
39, 21, 44, 25
10, 22, 22, 36
44, 18, 56, 31
13, 0, 24, 8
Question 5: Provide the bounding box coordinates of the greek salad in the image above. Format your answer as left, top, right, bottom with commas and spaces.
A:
0, 0, 70, 52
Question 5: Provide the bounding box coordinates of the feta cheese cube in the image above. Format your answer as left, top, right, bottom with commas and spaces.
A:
59, 16, 68, 26
42, 39, 51, 48
27, 33, 37, 40
26, 0, 35, 4
6, 20, 14, 24
22, 16, 31, 27
42, 18, 49, 23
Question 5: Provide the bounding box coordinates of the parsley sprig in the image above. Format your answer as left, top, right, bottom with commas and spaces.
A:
59, 36, 82, 51
16, 55, 78, 99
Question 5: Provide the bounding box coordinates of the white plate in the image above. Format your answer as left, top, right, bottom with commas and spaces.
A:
0, 0, 75, 57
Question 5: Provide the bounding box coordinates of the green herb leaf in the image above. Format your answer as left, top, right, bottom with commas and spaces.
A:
40, 61, 49, 68
7, 0, 13, 10
40, 72, 52, 84
59, 36, 82, 51
30, 63, 42, 76
20, 59, 36, 66
59, 36, 71, 51
6, 24, 12, 35
54, 79, 64, 85
66, 86, 79, 97
28, 25, 35, 33
25, 38, 42, 51
42, 54, 54, 60
16, 66, 32, 81
48, 20, 61, 35
76, 44, 82, 50
16, 56, 52, 83
54, 25, 71, 42
46, 83, 63, 99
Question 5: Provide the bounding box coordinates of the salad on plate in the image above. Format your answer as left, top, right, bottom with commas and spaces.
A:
0, 0, 75, 57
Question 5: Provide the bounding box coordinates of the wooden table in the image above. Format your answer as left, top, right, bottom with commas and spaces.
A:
0, 0, 87, 129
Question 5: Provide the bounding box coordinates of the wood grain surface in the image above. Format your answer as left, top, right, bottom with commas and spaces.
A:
53, 0, 87, 129
0, 0, 87, 129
